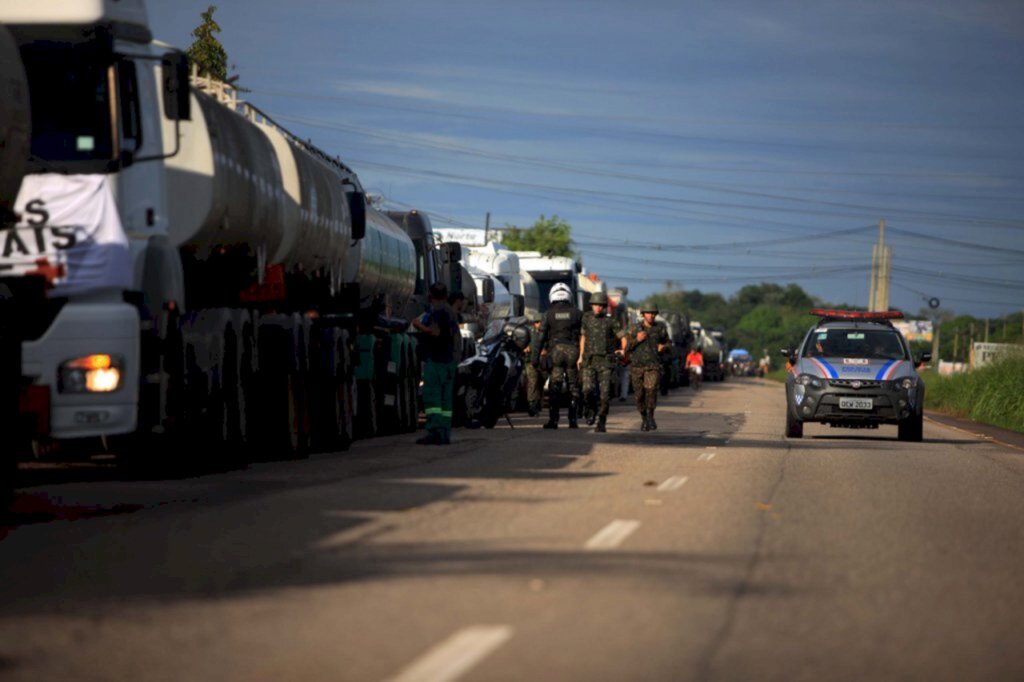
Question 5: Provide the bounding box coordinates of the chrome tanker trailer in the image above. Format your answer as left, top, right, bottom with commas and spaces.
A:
0, 1, 457, 474
690, 321, 725, 382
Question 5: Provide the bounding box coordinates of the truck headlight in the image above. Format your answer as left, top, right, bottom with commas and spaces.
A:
59, 354, 124, 393
899, 377, 918, 391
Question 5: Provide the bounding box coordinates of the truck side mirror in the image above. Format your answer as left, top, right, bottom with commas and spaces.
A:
512, 294, 524, 317
917, 351, 932, 365
162, 51, 191, 121
441, 242, 462, 263
346, 191, 366, 240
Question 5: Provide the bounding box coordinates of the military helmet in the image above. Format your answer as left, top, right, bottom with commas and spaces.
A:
640, 303, 659, 314
527, 310, 543, 323
589, 291, 608, 306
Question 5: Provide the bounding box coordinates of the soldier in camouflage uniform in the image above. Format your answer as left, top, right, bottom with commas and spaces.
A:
531, 283, 582, 429
577, 291, 624, 433
624, 303, 669, 431
524, 311, 548, 416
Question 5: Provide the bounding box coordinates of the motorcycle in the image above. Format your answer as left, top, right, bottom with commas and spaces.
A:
457, 316, 531, 429
688, 364, 703, 390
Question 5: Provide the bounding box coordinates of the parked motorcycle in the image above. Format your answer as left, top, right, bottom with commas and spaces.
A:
457, 317, 531, 429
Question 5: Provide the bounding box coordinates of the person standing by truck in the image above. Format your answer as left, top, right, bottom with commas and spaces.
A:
531, 283, 582, 429
624, 304, 669, 431
578, 291, 624, 433
413, 283, 459, 445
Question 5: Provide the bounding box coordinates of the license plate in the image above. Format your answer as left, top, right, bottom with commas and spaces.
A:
839, 397, 873, 410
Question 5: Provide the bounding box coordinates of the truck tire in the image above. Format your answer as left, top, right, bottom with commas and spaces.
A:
253, 316, 310, 460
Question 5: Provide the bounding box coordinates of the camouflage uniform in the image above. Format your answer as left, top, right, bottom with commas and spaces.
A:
626, 317, 669, 430
580, 308, 624, 430
524, 322, 548, 414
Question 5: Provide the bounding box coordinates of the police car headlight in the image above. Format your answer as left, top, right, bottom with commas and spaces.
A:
899, 377, 918, 391
797, 374, 824, 389
59, 354, 124, 393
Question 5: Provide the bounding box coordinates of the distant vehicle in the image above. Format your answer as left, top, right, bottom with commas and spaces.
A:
727, 348, 756, 376
690, 321, 725, 382
782, 309, 931, 441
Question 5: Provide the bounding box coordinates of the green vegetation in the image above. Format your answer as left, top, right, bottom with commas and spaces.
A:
644, 283, 821, 360
500, 215, 577, 260
187, 5, 229, 81
920, 312, 1024, 363
921, 357, 1024, 432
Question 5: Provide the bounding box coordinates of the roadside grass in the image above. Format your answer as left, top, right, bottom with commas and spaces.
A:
921, 356, 1024, 433
764, 367, 789, 383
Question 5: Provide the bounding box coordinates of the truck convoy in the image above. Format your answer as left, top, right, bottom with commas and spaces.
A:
0, 1, 743, 501
0, 1, 463, 478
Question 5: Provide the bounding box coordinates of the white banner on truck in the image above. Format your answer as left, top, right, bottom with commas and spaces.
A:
2, 173, 131, 296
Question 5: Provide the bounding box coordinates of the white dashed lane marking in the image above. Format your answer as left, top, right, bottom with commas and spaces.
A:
657, 475, 689, 491
387, 626, 514, 682
697, 452, 716, 462
585, 519, 641, 550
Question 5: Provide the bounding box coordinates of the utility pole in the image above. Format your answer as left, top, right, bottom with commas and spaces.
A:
868, 219, 891, 311
483, 212, 491, 244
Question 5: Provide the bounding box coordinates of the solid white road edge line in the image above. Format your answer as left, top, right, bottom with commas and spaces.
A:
657, 475, 689, 491
387, 625, 514, 682
585, 519, 641, 550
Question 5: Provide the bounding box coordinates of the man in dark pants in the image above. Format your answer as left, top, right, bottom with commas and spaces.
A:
413, 283, 458, 445
624, 304, 669, 431
524, 311, 547, 416
531, 282, 582, 429
578, 291, 624, 433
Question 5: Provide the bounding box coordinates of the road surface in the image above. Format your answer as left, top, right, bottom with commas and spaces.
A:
1, 379, 1022, 681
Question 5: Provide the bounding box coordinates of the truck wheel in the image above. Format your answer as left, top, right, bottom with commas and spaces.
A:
898, 411, 923, 442
400, 339, 415, 433
253, 317, 310, 460
785, 406, 804, 438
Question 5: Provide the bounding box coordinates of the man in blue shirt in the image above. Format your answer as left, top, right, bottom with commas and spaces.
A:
413, 283, 458, 445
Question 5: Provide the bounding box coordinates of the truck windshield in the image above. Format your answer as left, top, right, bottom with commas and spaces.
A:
21, 42, 116, 170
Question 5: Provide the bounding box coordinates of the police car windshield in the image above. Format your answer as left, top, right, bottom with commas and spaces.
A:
804, 328, 908, 361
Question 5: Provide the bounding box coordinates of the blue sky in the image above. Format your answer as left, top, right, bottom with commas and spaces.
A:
150, 0, 1024, 318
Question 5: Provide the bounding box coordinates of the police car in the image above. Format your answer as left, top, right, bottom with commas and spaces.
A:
782, 309, 931, 441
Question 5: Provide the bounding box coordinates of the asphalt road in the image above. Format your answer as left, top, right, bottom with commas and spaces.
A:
1, 379, 1023, 682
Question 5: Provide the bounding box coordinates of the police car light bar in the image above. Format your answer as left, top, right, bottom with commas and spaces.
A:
809, 308, 904, 320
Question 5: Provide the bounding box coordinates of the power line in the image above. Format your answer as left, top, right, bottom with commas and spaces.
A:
272, 112, 1024, 229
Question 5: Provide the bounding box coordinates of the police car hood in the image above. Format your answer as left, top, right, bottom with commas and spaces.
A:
795, 356, 915, 381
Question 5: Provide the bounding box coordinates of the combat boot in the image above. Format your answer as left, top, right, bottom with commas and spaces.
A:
640, 411, 650, 431
543, 407, 559, 429
528, 401, 540, 417
595, 416, 607, 433
648, 409, 657, 431
568, 402, 579, 429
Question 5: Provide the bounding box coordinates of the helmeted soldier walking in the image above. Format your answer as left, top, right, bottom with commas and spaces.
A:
624, 303, 669, 431
524, 310, 548, 416
578, 291, 624, 433
531, 282, 582, 429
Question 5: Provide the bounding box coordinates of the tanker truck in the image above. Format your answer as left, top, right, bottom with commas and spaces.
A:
0, 1, 459, 474
690, 321, 726, 382
0, 22, 31, 498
